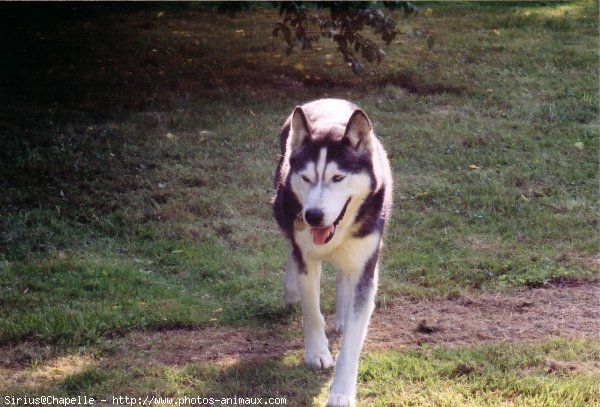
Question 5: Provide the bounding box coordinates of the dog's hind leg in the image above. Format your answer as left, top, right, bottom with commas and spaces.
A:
298, 260, 334, 369
283, 244, 301, 305
327, 252, 379, 407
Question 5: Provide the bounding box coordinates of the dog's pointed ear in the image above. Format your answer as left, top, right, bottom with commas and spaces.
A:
289, 107, 310, 151
344, 109, 373, 152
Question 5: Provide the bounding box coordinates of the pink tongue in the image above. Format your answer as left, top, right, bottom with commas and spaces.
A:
311, 225, 335, 245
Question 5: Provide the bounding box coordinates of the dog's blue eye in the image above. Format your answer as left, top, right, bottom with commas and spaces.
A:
301, 175, 311, 183
332, 175, 345, 183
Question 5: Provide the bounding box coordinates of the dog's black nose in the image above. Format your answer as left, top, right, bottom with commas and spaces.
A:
304, 208, 324, 226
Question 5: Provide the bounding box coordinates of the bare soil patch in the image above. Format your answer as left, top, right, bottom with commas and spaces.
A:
367, 281, 598, 351
1, 282, 597, 379
100, 326, 301, 370
105, 281, 599, 369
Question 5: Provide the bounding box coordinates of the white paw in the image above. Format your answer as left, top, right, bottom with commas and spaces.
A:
326, 393, 356, 407
283, 288, 301, 305
305, 352, 334, 369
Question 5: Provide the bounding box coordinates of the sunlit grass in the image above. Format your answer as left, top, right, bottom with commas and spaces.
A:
1, 355, 94, 390
2, 339, 598, 407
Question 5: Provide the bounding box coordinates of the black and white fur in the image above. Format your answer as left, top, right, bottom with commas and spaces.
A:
273, 99, 393, 406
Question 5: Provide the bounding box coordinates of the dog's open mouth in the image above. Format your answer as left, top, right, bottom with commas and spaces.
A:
310, 198, 351, 246
311, 225, 336, 245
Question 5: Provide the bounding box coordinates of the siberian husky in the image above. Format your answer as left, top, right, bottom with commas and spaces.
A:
273, 99, 393, 406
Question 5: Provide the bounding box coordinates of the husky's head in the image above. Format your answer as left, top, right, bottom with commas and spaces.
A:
287, 106, 375, 245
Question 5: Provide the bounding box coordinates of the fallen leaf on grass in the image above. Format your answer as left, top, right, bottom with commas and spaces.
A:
573, 142, 584, 150
469, 164, 479, 170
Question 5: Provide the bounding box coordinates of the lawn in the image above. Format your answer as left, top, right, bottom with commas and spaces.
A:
0, 1, 598, 406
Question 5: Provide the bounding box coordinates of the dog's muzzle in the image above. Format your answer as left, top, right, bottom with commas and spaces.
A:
304, 198, 351, 245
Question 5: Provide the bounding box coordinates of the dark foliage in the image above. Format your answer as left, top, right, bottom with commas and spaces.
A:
214, 1, 417, 76
272, 2, 417, 75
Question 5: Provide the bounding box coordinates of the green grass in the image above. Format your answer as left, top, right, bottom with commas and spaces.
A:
0, 1, 598, 405
356, 338, 600, 407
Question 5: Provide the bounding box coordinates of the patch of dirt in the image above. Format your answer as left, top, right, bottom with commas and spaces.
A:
98, 282, 599, 369
1, 282, 598, 376
366, 281, 599, 351
539, 358, 600, 376
99, 327, 303, 369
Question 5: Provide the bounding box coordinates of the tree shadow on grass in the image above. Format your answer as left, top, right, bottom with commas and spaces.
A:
0, 4, 290, 260
198, 358, 331, 406
57, 356, 332, 407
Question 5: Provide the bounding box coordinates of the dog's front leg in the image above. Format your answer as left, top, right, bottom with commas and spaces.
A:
327, 260, 378, 407
335, 270, 352, 334
298, 260, 334, 369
